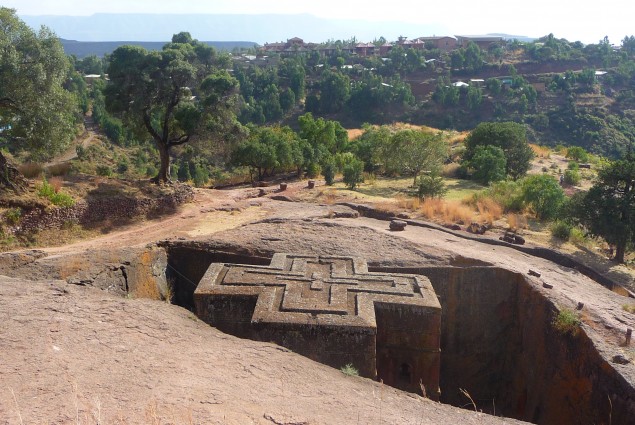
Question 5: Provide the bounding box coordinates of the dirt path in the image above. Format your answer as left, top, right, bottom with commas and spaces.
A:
46, 114, 100, 167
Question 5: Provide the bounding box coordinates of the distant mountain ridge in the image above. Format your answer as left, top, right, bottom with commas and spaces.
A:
20, 13, 450, 44
60, 39, 257, 58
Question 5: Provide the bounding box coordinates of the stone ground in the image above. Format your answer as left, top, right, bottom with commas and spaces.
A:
1, 181, 634, 424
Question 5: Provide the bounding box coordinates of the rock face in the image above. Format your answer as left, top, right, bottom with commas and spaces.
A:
13, 184, 194, 235
376, 265, 635, 425
194, 253, 441, 398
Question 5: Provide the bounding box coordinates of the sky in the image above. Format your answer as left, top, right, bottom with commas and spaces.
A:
3, 0, 631, 45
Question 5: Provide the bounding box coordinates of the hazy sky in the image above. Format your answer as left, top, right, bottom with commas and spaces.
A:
3, 0, 631, 44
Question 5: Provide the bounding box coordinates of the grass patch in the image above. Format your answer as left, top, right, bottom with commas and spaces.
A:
37, 179, 75, 207
553, 308, 581, 335
443, 178, 485, 201
340, 363, 359, 377
18, 162, 44, 178
623, 305, 635, 314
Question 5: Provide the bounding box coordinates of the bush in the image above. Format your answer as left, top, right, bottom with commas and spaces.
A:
37, 179, 75, 207
551, 220, 572, 240
342, 158, 364, 190
306, 162, 322, 179
117, 157, 129, 174
322, 161, 336, 186
417, 175, 447, 199
340, 363, 359, 377
4, 208, 21, 225
76, 145, 87, 160
96, 165, 112, 177
474, 180, 524, 212
192, 164, 210, 187
177, 161, 192, 182
563, 169, 581, 186
552, 308, 580, 335
521, 175, 565, 220
145, 165, 158, 177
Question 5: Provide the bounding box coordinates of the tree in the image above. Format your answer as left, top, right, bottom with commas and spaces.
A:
231, 126, 301, 181
0, 8, 79, 190
105, 32, 242, 183
566, 146, 589, 163
382, 130, 448, 186
468, 145, 507, 185
576, 155, 635, 262
462, 122, 534, 179
319, 70, 350, 113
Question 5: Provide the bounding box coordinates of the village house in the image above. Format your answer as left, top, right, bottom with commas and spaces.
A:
416, 36, 457, 52
455, 35, 504, 50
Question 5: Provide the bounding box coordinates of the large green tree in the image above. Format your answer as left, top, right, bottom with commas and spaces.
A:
577, 154, 635, 262
105, 32, 241, 183
382, 129, 448, 186
0, 8, 78, 190
462, 121, 534, 180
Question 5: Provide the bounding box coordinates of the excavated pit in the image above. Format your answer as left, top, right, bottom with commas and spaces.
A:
160, 243, 635, 424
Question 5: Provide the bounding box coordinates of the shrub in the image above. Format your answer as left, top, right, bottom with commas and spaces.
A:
474, 180, 523, 212
521, 175, 565, 220
18, 162, 44, 178
145, 165, 158, 177
37, 179, 75, 207
177, 161, 192, 182
340, 363, 359, 377
567, 161, 579, 171
4, 208, 22, 225
417, 175, 447, 199
552, 308, 580, 335
563, 169, 581, 186
76, 145, 87, 160
192, 164, 210, 188
551, 220, 572, 240
96, 165, 112, 177
322, 160, 336, 185
306, 162, 322, 179
117, 157, 130, 174
342, 158, 364, 190
623, 304, 635, 314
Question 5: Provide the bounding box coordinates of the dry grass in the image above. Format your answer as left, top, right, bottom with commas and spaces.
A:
395, 196, 420, 211
58, 255, 85, 280
49, 176, 64, 193
507, 214, 528, 231
419, 199, 474, 224
318, 188, 338, 205
475, 197, 503, 225
530, 144, 551, 159
442, 163, 461, 178
46, 162, 72, 177
18, 162, 44, 179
